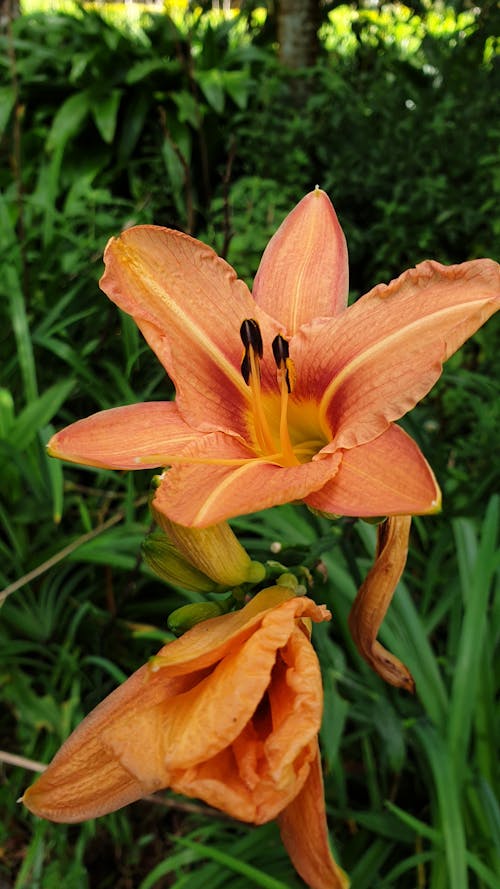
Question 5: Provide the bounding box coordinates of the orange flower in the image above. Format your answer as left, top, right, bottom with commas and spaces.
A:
47, 189, 500, 527
22, 587, 349, 889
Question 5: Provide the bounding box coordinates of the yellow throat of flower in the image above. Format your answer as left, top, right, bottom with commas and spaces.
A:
240, 319, 327, 468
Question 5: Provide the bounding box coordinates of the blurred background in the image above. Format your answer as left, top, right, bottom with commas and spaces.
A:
1, 1, 499, 886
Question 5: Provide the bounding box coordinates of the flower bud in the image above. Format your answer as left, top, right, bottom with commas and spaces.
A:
167, 601, 226, 636
153, 515, 265, 588
142, 531, 217, 592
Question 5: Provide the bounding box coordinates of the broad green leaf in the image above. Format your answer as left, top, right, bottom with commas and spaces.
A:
91, 89, 122, 144
46, 90, 91, 153
222, 69, 253, 110
195, 68, 225, 114
172, 89, 201, 128
125, 58, 179, 84
117, 89, 150, 162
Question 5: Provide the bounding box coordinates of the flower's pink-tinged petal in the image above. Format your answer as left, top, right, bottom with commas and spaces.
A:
100, 226, 278, 437
253, 189, 349, 335
153, 433, 342, 527
295, 259, 500, 450
306, 425, 441, 517
47, 402, 201, 470
278, 744, 350, 889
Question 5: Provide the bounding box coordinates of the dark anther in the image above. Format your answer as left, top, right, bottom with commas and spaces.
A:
272, 335, 294, 394
241, 352, 251, 385
272, 334, 289, 368
240, 319, 263, 357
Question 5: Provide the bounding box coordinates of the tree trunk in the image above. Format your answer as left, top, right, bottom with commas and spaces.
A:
1, 0, 20, 28
277, 0, 320, 69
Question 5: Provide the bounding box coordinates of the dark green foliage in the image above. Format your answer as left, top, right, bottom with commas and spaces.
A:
1, 4, 499, 888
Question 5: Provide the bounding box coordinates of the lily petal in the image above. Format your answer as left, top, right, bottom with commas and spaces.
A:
167, 621, 324, 823
47, 402, 200, 469
253, 189, 349, 335
151, 586, 331, 675
149, 609, 314, 772
278, 743, 350, 889
21, 663, 195, 822
348, 516, 414, 691
295, 259, 500, 449
306, 425, 441, 517
100, 226, 278, 436
153, 434, 343, 527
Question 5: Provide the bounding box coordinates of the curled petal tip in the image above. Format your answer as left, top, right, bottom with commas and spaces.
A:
431, 491, 442, 514
349, 516, 414, 690
46, 438, 58, 458
369, 641, 416, 693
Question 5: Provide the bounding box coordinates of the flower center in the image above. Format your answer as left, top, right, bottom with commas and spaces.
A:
240, 319, 327, 467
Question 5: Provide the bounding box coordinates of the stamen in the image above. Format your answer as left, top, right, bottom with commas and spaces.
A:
240, 319, 263, 356
240, 318, 263, 384
272, 335, 296, 394
240, 318, 275, 454
272, 334, 299, 466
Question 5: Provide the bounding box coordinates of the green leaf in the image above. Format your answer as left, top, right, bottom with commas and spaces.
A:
9, 379, 75, 451
125, 58, 179, 84
222, 69, 253, 110
173, 835, 289, 889
413, 723, 468, 889
0, 84, 16, 137
46, 90, 91, 153
0, 388, 15, 438
7, 267, 38, 404
195, 69, 225, 114
91, 89, 122, 144
448, 499, 499, 773
117, 89, 151, 162
171, 90, 201, 128
42, 424, 64, 524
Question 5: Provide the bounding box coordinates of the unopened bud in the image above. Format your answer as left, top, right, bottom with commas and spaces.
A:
167, 601, 225, 636
142, 531, 217, 592
153, 515, 265, 588
276, 572, 301, 592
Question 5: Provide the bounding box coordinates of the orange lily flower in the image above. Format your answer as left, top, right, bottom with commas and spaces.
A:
22, 587, 349, 889
47, 189, 500, 527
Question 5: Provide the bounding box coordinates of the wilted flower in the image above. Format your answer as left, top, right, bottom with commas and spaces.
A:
23, 586, 349, 889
